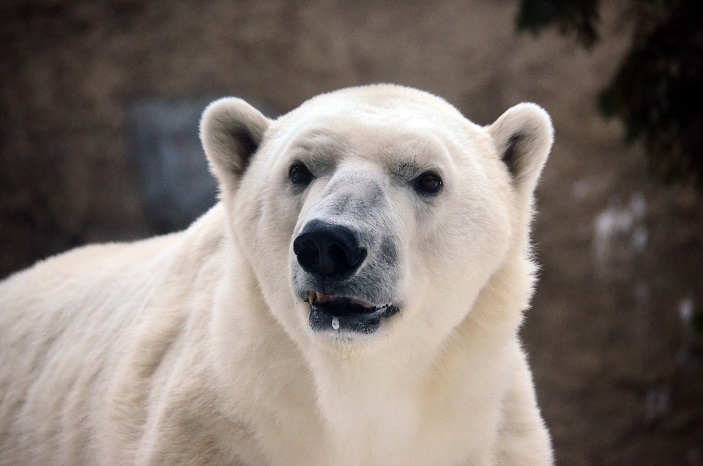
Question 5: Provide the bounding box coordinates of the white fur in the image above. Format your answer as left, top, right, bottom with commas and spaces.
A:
0, 84, 553, 465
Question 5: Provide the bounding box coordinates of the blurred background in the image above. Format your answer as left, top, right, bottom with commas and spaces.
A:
1, 0, 702, 464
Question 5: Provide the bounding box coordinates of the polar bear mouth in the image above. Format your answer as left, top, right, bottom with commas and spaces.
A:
305, 291, 399, 334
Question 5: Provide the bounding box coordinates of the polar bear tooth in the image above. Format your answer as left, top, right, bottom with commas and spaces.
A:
307, 291, 316, 304
331, 317, 340, 330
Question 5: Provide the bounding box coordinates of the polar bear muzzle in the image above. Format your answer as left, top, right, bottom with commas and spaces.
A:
293, 219, 400, 333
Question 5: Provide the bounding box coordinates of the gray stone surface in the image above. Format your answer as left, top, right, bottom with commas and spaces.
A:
126, 98, 217, 232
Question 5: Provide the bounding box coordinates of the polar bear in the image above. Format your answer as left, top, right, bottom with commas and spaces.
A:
0, 84, 554, 465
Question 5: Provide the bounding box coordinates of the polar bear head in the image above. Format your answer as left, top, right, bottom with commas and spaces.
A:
200, 85, 552, 352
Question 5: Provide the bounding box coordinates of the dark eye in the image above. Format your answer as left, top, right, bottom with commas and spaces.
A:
289, 163, 313, 185
414, 172, 442, 195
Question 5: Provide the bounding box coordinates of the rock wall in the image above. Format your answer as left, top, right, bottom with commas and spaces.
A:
1, 0, 702, 463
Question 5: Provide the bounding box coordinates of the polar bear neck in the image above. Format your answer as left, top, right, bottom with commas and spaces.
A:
302, 259, 529, 464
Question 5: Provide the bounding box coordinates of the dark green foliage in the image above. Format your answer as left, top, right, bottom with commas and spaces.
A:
694, 312, 703, 335
516, 0, 601, 47
517, 0, 703, 191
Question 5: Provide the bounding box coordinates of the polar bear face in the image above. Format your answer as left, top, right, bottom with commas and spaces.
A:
201, 85, 552, 351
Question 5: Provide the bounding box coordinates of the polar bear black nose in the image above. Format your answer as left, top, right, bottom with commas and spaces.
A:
293, 220, 367, 280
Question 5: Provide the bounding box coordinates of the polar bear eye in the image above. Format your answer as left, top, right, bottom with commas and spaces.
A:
414, 172, 443, 195
289, 163, 313, 185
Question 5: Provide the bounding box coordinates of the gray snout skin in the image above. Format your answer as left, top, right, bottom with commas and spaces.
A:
291, 173, 402, 334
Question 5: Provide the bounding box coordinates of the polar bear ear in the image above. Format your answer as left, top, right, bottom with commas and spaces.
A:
487, 103, 553, 197
200, 97, 271, 192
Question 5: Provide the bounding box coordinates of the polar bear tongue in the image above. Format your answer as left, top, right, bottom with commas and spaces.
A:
307, 291, 373, 308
